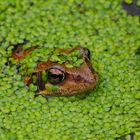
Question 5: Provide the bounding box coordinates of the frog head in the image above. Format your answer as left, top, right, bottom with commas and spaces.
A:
12, 45, 98, 96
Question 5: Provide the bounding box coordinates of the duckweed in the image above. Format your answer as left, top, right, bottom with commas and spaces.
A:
45, 84, 59, 92
0, 0, 140, 140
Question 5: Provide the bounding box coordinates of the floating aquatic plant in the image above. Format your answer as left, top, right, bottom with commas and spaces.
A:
0, 0, 140, 139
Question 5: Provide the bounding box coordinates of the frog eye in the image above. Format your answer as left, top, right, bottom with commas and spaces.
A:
48, 68, 65, 84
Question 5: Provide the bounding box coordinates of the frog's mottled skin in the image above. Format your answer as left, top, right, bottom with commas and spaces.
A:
12, 45, 98, 96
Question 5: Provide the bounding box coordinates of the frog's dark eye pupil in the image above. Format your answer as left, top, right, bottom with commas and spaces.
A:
51, 73, 59, 79
48, 68, 65, 84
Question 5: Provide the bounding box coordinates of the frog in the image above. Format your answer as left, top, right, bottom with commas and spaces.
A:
12, 44, 98, 96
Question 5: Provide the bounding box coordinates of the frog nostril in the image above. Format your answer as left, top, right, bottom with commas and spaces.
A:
76, 75, 82, 81
74, 75, 85, 82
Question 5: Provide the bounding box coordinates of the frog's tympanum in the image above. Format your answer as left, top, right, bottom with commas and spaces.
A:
12, 45, 98, 96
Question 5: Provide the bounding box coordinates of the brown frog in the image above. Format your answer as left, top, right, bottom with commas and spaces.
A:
12, 45, 98, 96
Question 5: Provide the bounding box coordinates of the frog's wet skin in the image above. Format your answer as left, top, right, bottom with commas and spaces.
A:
12, 45, 98, 96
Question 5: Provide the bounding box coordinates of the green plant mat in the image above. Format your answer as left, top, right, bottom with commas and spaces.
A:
0, 0, 140, 140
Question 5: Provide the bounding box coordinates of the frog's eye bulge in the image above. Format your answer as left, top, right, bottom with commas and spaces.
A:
84, 48, 91, 60
48, 68, 65, 85
77, 46, 91, 60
